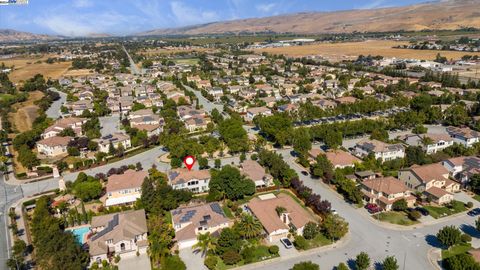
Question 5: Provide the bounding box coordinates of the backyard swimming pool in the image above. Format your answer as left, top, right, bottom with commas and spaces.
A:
67, 226, 91, 245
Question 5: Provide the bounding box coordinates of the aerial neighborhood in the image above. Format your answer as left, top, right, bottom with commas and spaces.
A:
2, 1, 480, 270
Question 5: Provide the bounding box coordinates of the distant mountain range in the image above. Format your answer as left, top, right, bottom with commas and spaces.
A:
1, 0, 480, 42
137, 0, 480, 36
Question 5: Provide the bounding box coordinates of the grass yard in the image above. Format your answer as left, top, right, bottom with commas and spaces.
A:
222, 205, 234, 218
374, 211, 418, 226
424, 200, 467, 219
254, 40, 480, 62
211, 244, 278, 270
8, 90, 44, 133
473, 194, 480, 203
442, 243, 472, 259
305, 234, 332, 249
173, 58, 200, 65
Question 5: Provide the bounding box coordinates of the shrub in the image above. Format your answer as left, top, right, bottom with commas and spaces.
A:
303, 222, 320, 240
466, 202, 474, 208
222, 250, 241, 265
269, 245, 279, 255
337, 262, 348, 270
294, 235, 308, 250
204, 256, 217, 270
461, 234, 472, 243
291, 261, 320, 270
408, 210, 421, 221
240, 246, 255, 264
163, 255, 186, 270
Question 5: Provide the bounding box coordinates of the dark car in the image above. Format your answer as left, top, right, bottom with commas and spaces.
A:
415, 207, 429, 216
280, 237, 293, 249
366, 203, 381, 214
301, 171, 309, 176
468, 208, 480, 217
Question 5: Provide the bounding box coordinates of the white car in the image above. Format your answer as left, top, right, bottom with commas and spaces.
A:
280, 237, 293, 249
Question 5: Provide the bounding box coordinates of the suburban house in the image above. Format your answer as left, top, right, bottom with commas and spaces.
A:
105, 169, 148, 207
442, 156, 480, 186
107, 96, 133, 114
42, 117, 87, 139
168, 168, 211, 193
398, 163, 460, 205
66, 100, 94, 116
36, 136, 72, 157
361, 176, 416, 211
185, 115, 210, 132
171, 202, 233, 249
240, 160, 274, 188
402, 134, 454, 154
93, 133, 131, 154
247, 193, 316, 242
354, 139, 405, 162
88, 210, 148, 265
447, 126, 480, 148
325, 149, 361, 169
128, 109, 164, 136
245, 107, 272, 121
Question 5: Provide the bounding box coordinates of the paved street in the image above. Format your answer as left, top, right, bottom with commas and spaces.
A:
45, 88, 66, 119
183, 85, 226, 117
123, 45, 142, 75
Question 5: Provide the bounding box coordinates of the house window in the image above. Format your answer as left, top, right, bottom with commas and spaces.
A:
120, 243, 126, 251
106, 239, 113, 244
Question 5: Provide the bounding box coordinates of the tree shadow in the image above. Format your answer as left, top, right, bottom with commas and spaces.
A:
425, 234, 443, 248
460, 224, 480, 238
374, 261, 383, 270
346, 258, 356, 269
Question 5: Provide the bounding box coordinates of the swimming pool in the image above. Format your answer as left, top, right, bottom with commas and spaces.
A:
67, 226, 91, 245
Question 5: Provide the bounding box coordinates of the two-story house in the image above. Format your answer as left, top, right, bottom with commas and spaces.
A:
398, 163, 460, 205
105, 169, 148, 207
42, 117, 87, 139
354, 139, 405, 162
36, 136, 72, 157
442, 156, 480, 186
361, 176, 416, 211
93, 133, 131, 154
402, 134, 455, 154
171, 202, 232, 249
88, 210, 148, 265
128, 109, 164, 136
447, 126, 480, 148
168, 169, 211, 193
240, 160, 274, 188
245, 107, 272, 121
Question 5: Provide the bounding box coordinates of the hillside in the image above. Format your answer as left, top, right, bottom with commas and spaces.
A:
138, 0, 480, 36
0, 29, 59, 42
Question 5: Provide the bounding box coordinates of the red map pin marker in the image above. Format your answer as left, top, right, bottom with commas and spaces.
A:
183, 156, 195, 171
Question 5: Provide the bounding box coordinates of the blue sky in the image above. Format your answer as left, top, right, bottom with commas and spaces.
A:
0, 0, 432, 36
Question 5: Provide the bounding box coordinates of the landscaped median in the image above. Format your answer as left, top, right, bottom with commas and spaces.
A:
373, 211, 419, 226
423, 200, 468, 219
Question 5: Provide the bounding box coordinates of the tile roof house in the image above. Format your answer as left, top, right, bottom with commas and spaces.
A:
128, 109, 164, 136
66, 100, 94, 116
42, 117, 87, 139
171, 202, 233, 249
88, 210, 148, 265
447, 126, 480, 148
361, 176, 416, 211
247, 193, 317, 242
240, 160, 274, 188
93, 133, 131, 154
325, 149, 362, 169
398, 163, 460, 205
354, 139, 405, 162
245, 107, 272, 121
442, 156, 480, 186
105, 169, 148, 207
168, 168, 211, 193
36, 136, 72, 157
401, 134, 454, 154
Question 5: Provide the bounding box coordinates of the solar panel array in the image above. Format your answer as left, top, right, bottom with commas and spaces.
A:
179, 210, 197, 223
210, 203, 225, 217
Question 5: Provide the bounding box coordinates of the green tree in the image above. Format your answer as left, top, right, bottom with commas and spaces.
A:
370, 129, 388, 142
162, 255, 186, 270
302, 222, 320, 240
337, 262, 349, 270
209, 165, 255, 200
443, 253, 480, 270
148, 215, 175, 268
214, 158, 221, 169
355, 252, 371, 270
292, 128, 312, 158
436, 226, 462, 248
322, 214, 348, 241
218, 118, 249, 153
235, 214, 263, 239
444, 105, 469, 126
412, 125, 428, 134
198, 157, 209, 169
392, 199, 408, 211
310, 154, 334, 182
192, 232, 216, 257
291, 261, 320, 270
382, 256, 399, 270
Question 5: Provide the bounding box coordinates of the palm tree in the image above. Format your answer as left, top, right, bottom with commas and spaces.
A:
237, 214, 263, 239
192, 232, 216, 257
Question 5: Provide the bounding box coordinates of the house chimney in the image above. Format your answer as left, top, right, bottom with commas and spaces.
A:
282, 212, 290, 225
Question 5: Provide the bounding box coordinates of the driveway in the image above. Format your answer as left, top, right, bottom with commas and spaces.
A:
274, 240, 299, 258
118, 253, 151, 270
179, 248, 207, 270
99, 115, 121, 137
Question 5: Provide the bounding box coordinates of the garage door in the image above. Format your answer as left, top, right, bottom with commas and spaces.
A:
178, 239, 198, 249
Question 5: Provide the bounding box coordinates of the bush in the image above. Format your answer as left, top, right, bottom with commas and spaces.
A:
294, 235, 308, 250
291, 261, 320, 270
222, 250, 241, 265
408, 210, 421, 221
337, 262, 348, 270
240, 246, 255, 264
303, 222, 320, 240
163, 255, 186, 270
466, 202, 474, 208
269, 245, 279, 255
461, 234, 472, 243
204, 256, 217, 270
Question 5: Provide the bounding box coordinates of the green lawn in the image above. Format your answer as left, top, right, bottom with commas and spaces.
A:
211, 245, 278, 270
473, 194, 480, 203
442, 243, 472, 259
222, 206, 234, 218
173, 58, 199, 65
424, 200, 467, 219
375, 211, 418, 226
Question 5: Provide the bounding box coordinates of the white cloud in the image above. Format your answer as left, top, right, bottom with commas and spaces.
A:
72, 0, 93, 8
256, 3, 276, 13
170, 1, 219, 26
35, 11, 132, 36
360, 0, 390, 9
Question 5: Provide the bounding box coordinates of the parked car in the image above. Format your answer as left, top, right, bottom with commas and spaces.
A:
332, 209, 338, 215
280, 237, 293, 249
415, 207, 429, 216
365, 203, 381, 214
301, 171, 309, 176
467, 208, 480, 216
